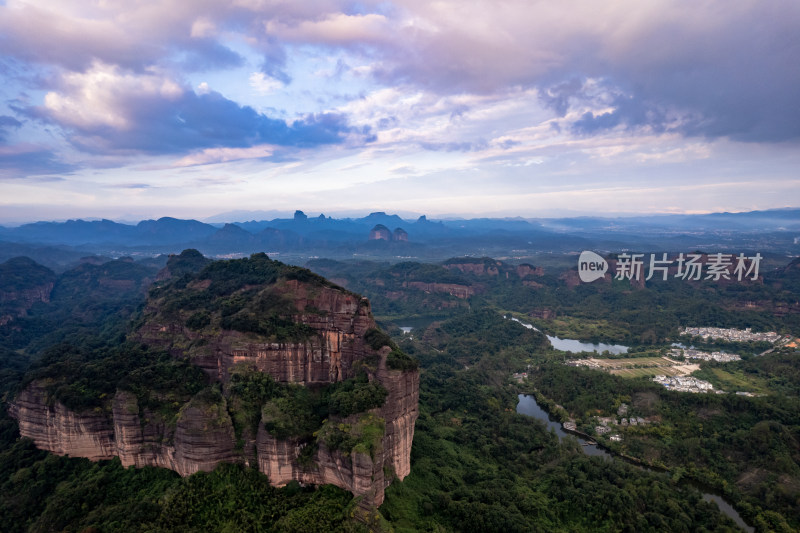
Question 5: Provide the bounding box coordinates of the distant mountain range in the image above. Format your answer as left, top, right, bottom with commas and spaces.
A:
0, 209, 797, 268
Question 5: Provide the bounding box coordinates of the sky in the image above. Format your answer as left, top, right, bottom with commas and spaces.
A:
1, 0, 799, 224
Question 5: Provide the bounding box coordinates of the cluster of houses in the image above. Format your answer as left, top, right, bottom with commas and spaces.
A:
580, 403, 658, 443
652, 375, 721, 393
668, 347, 741, 362
681, 326, 782, 343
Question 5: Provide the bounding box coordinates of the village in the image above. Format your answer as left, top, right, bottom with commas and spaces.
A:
668, 346, 741, 362
652, 375, 721, 393
681, 326, 783, 343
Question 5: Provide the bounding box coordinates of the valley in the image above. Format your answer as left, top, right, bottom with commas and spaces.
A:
0, 239, 798, 531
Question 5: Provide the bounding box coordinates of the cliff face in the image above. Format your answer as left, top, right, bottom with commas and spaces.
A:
402, 281, 474, 299
0, 283, 54, 308
9, 381, 116, 461
255, 350, 418, 506
133, 280, 374, 385
10, 255, 419, 507
443, 261, 500, 276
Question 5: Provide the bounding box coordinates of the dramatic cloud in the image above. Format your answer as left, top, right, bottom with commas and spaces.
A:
0, 145, 76, 178
32, 62, 367, 154
0, 0, 797, 219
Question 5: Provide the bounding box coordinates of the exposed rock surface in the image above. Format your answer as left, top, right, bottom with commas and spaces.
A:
133, 280, 374, 385
402, 281, 475, 299
516, 263, 544, 278
10, 257, 419, 507
9, 382, 115, 461
443, 261, 500, 276
0, 283, 54, 308
368, 224, 392, 241
0, 257, 56, 322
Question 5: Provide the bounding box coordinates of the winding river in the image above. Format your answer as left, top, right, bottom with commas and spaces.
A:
507, 316, 629, 355
516, 393, 754, 532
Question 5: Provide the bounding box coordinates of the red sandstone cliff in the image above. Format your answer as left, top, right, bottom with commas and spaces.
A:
10, 269, 418, 507
402, 281, 475, 299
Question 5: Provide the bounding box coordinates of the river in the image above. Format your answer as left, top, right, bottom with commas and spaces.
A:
507, 316, 629, 355
516, 393, 754, 532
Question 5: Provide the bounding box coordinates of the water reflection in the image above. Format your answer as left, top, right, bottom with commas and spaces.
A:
507, 316, 628, 354
515, 394, 610, 458
516, 393, 754, 532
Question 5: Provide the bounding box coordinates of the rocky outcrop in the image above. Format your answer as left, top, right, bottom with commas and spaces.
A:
392, 228, 408, 242
256, 430, 383, 504
112, 390, 179, 471
171, 397, 239, 475
11, 360, 416, 505
10, 263, 419, 508
133, 281, 374, 385
516, 264, 544, 278
443, 261, 500, 276
375, 354, 419, 482
402, 281, 474, 299
9, 382, 115, 461
0, 283, 54, 308
255, 351, 418, 506
369, 224, 392, 241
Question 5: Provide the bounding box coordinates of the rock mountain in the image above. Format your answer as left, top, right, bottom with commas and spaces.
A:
10, 251, 419, 506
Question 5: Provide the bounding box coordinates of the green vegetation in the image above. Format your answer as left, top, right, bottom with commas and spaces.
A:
386, 348, 418, 371
163, 248, 211, 279
20, 342, 208, 415
0, 440, 364, 533
260, 371, 389, 442
524, 315, 632, 344
691, 366, 771, 394
2, 252, 800, 530
328, 373, 388, 417
318, 414, 385, 458
262, 390, 321, 441
526, 361, 800, 530
364, 327, 395, 351
0, 257, 55, 294
311, 254, 800, 346
149, 253, 359, 343
364, 327, 418, 371
385, 262, 467, 285
379, 310, 743, 532
422, 309, 549, 366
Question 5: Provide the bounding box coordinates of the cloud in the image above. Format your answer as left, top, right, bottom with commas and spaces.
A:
178, 39, 245, 71
33, 62, 369, 155
0, 145, 76, 178
249, 72, 284, 94
172, 145, 275, 167
0, 0, 798, 215
371, 1, 800, 142
265, 13, 392, 45
420, 140, 488, 152
0, 115, 22, 142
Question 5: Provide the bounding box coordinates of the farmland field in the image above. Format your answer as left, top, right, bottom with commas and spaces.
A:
572, 356, 699, 379
610, 366, 692, 378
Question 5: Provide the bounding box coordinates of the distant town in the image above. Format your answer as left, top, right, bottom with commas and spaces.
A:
680, 326, 784, 344
668, 347, 741, 363
652, 375, 720, 394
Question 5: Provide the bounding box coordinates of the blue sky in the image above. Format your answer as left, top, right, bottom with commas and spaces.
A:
0, 0, 798, 223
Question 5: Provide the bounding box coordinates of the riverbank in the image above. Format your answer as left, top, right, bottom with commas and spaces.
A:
516, 393, 754, 532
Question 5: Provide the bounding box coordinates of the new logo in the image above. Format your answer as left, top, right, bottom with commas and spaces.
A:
578, 251, 608, 283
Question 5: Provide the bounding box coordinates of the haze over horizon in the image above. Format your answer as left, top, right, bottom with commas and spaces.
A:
1, 1, 799, 223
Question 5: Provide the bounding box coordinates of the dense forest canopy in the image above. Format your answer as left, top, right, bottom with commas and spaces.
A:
0, 250, 798, 531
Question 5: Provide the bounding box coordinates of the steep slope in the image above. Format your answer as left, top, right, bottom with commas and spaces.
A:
0, 257, 55, 325
10, 252, 419, 506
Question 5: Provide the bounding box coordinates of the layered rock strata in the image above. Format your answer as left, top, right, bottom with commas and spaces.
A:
10, 274, 418, 507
